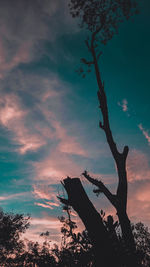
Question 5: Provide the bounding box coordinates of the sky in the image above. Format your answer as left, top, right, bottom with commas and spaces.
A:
0, 0, 150, 244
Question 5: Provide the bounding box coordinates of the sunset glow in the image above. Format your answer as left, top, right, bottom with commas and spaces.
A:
0, 0, 149, 247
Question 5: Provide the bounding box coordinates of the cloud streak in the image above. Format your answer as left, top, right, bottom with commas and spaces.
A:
0, 192, 29, 201
138, 124, 150, 145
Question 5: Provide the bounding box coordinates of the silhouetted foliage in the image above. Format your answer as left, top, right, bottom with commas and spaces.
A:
56, 205, 94, 266
0, 208, 149, 266
21, 240, 56, 267
70, 0, 139, 77
0, 209, 29, 266
57, 208, 150, 267
133, 222, 150, 267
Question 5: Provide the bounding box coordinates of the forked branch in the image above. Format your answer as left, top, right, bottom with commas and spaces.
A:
82, 171, 118, 208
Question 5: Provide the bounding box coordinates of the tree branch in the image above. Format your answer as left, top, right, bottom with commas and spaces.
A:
90, 42, 128, 210
80, 58, 94, 65
82, 171, 118, 208
57, 196, 71, 206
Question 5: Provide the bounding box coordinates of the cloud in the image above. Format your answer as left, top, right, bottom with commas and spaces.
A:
118, 99, 128, 112
0, 92, 47, 154
33, 184, 59, 203
0, 0, 77, 78
35, 202, 53, 210
33, 148, 84, 184
138, 124, 150, 145
127, 149, 150, 182
33, 184, 60, 210
127, 180, 150, 225
125, 149, 150, 225
0, 192, 28, 201
24, 215, 62, 244
0, 71, 87, 158
50, 120, 87, 156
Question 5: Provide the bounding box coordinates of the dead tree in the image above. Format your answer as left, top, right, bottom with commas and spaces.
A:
58, 1, 140, 266
58, 177, 118, 267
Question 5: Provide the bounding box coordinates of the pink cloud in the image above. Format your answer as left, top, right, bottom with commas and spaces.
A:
45, 201, 59, 207
118, 99, 128, 112
33, 148, 84, 184
33, 184, 58, 202
0, 41, 33, 78
51, 120, 87, 156
33, 184, 60, 210
127, 149, 150, 182
0, 72, 87, 158
34, 202, 53, 210
0, 92, 46, 154
0, 192, 28, 201
138, 124, 150, 145
125, 150, 150, 225
127, 180, 150, 225
0, 93, 26, 127
0, 0, 79, 78
24, 216, 62, 244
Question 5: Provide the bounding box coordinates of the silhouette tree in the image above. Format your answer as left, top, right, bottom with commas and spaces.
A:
55, 205, 94, 266
58, 177, 118, 266
56, 207, 150, 266
0, 207, 149, 266
0, 209, 29, 266
59, 0, 140, 266
132, 222, 150, 267
22, 239, 56, 267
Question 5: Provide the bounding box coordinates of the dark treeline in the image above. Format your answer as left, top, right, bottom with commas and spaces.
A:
0, 207, 149, 267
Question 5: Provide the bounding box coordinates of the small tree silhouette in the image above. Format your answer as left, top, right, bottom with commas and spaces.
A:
0, 209, 29, 266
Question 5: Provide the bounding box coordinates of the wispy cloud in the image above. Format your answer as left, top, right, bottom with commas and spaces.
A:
0, 92, 47, 154
128, 180, 150, 225
33, 148, 84, 183
33, 184, 58, 202
118, 99, 128, 112
138, 124, 150, 145
34, 202, 53, 210
24, 215, 62, 244
33, 184, 60, 210
127, 149, 150, 182
0, 192, 29, 201
0, 72, 87, 158
0, 0, 76, 78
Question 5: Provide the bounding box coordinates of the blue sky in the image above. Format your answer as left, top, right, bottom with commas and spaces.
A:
0, 0, 150, 243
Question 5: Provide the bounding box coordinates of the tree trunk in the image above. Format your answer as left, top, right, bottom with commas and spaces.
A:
117, 210, 139, 267
61, 177, 118, 267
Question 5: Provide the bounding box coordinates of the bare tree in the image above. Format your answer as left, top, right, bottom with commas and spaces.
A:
59, 1, 140, 266
58, 177, 117, 266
